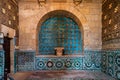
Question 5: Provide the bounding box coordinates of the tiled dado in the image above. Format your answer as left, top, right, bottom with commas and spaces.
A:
14, 49, 120, 79
14, 50, 35, 72
0, 50, 4, 79
15, 50, 101, 71
101, 50, 120, 79
35, 50, 101, 70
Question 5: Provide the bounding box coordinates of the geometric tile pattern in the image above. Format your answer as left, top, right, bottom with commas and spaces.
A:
0, 50, 4, 78
101, 50, 120, 79
14, 49, 120, 79
39, 16, 82, 55
83, 50, 101, 70
14, 50, 35, 72
35, 56, 83, 70
35, 50, 101, 70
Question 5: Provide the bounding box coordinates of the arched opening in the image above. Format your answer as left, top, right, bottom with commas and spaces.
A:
36, 10, 84, 55
39, 16, 82, 55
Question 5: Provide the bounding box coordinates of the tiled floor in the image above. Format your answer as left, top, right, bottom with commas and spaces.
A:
11, 71, 115, 80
